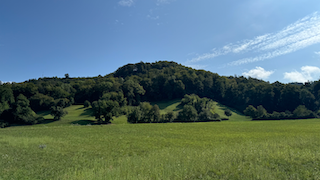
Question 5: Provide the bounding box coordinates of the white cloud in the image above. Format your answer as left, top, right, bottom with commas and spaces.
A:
118, 0, 134, 7
284, 65, 320, 82
189, 12, 320, 66
185, 64, 207, 70
156, 0, 175, 5
242, 67, 274, 79
0, 81, 13, 84
315, 51, 320, 56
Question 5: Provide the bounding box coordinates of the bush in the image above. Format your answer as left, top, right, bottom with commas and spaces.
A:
293, 105, 314, 118
0, 121, 9, 128
84, 100, 91, 108
177, 105, 198, 122
224, 109, 232, 117
243, 105, 257, 118
212, 113, 221, 120
198, 110, 214, 121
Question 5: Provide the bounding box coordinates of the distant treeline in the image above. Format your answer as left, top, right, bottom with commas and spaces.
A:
1, 61, 320, 127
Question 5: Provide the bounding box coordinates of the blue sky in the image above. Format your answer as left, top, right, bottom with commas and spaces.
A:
1, 0, 320, 83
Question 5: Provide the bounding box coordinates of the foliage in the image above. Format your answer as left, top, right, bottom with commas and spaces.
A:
127, 102, 161, 123
177, 105, 198, 122
224, 109, 232, 117
244, 104, 318, 120
244, 105, 257, 118
198, 110, 214, 121
11, 94, 40, 124
92, 100, 120, 123
256, 105, 267, 118
293, 105, 315, 118
50, 106, 68, 120
84, 100, 91, 108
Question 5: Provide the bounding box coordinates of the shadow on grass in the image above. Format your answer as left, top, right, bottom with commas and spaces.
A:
80, 108, 93, 116
217, 103, 244, 115
151, 99, 182, 110
39, 119, 56, 124
36, 110, 51, 116
71, 120, 96, 125
76, 106, 85, 110
173, 104, 183, 112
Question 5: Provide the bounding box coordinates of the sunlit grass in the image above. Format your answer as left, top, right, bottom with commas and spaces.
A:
1, 119, 320, 179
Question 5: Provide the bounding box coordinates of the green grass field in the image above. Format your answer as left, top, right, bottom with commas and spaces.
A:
1, 102, 320, 179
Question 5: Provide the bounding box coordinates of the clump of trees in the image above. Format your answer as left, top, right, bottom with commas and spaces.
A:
127, 102, 161, 123
0, 94, 43, 125
127, 94, 221, 123
244, 104, 318, 120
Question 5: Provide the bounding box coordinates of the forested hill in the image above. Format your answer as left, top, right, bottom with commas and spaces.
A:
1, 61, 320, 126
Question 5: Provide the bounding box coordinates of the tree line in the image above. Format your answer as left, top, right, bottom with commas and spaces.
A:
1, 61, 320, 127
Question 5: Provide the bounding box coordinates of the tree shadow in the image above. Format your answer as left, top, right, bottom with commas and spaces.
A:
36, 110, 51, 116
80, 108, 93, 116
173, 104, 183, 112
71, 120, 96, 125
76, 106, 85, 110
217, 103, 244, 115
151, 99, 181, 110
39, 119, 56, 124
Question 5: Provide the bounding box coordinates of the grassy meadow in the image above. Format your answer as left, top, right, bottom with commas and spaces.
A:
1, 101, 320, 179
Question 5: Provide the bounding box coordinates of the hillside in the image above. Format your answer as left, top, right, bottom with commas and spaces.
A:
1, 61, 320, 127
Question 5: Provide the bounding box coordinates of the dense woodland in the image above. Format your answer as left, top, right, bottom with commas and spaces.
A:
1, 61, 320, 127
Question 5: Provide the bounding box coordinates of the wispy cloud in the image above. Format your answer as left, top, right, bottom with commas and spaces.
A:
315, 51, 320, 56
118, 0, 134, 7
284, 65, 320, 82
156, 0, 175, 5
242, 67, 274, 79
147, 15, 159, 20
189, 12, 320, 66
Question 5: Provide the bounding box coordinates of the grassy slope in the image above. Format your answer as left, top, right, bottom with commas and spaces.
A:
36, 105, 96, 126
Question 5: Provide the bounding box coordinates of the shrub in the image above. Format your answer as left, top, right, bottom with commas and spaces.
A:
84, 100, 91, 108
224, 109, 232, 117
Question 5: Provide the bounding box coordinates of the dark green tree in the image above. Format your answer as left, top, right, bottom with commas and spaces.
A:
177, 105, 198, 122
256, 105, 267, 118
224, 109, 232, 117
244, 105, 257, 118
84, 100, 91, 108
122, 80, 145, 106
92, 100, 120, 123
50, 106, 68, 120
127, 107, 142, 123
13, 94, 40, 124
165, 112, 175, 123
293, 105, 314, 118
198, 110, 214, 121
151, 104, 160, 123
